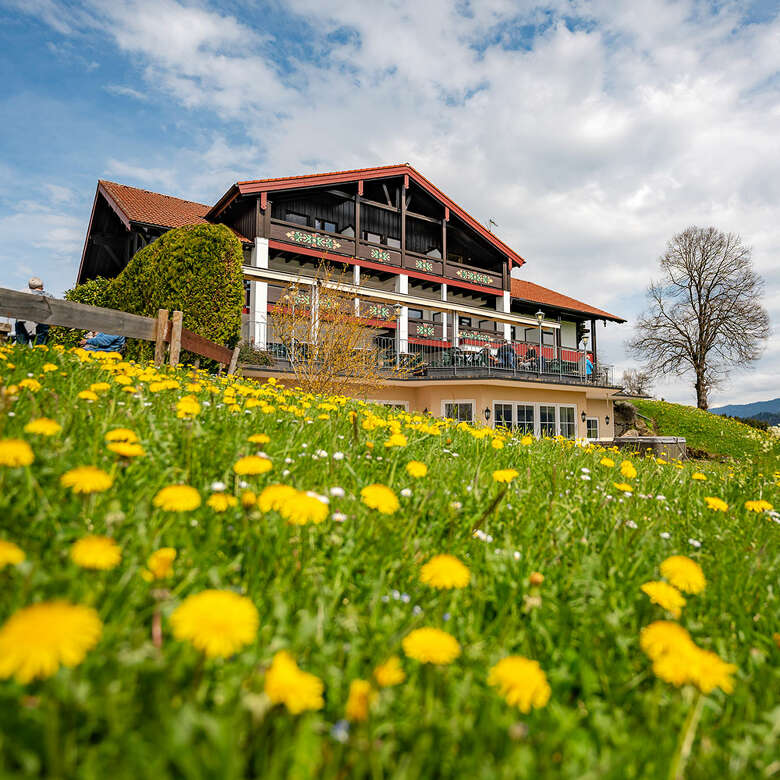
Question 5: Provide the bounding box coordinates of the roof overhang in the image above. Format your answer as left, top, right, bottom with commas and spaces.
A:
208, 164, 527, 268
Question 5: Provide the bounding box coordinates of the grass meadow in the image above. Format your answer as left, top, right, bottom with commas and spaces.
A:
0, 343, 778, 779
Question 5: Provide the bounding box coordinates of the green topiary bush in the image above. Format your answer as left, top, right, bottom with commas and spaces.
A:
49, 276, 113, 348
106, 224, 244, 361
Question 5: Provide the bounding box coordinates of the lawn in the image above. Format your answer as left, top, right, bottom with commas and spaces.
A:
1, 344, 778, 779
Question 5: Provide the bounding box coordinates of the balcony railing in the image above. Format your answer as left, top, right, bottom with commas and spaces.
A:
239, 320, 615, 387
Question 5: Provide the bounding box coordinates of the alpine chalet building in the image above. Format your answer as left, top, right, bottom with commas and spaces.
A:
77, 164, 625, 438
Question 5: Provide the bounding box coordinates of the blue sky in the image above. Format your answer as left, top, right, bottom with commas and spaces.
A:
1, 0, 779, 405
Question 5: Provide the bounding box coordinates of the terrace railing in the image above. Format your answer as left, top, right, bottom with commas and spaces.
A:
239, 320, 615, 386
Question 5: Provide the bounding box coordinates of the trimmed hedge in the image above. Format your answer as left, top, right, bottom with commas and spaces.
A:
106, 224, 244, 361
49, 276, 113, 348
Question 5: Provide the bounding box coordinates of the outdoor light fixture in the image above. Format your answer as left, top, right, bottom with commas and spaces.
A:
393, 303, 402, 318
484, 407, 491, 421
581, 411, 587, 423
423, 407, 429, 415
535, 310, 544, 326
605, 415, 610, 426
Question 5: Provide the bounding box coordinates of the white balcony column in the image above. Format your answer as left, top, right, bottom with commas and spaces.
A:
497, 290, 511, 341
353, 265, 361, 285
310, 283, 320, 344
249, 237, 269, 348
440, 283, 448, 341
453, 312, 460, 347
396, 274, 409, 353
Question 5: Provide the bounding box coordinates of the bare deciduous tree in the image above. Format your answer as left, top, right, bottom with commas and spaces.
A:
628, 226, 770, 409
621, 368, 653, 396
268, 262, 419, 397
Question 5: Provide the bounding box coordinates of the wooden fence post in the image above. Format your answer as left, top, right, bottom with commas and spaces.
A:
154, 309, 169, 366
227, 345, 241, 375
169, 311, 183, 367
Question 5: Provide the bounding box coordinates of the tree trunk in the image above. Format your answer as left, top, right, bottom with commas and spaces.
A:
695, 372, 708, 410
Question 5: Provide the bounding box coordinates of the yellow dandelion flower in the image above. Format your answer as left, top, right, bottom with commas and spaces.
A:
0, 601, 102, 683
420, 554, 471, 589
691, 472, 707, 481
520, 435, 533, 446
153, 485, 201, 512
744, 499, 773, 513
70, 535, 121, 570
280, 491, 329, 525
60, 466, 114, 494
488, 656, 551, 713
170, 590, 258, 658
406, 461, 428, 478
141, 548, 176, 581
613, 482, 634, 493
105, 428, 138, 443
0, 438, 34, 467
373, 656, 405, 687
264, 650, 325, 714
402, 627, 460, 665
492, 468, 519, 483
660, 555, 706, 594
529, 571, 544, 586
360, 484, 399, 515
18, 378, 41, 392
207, 493, 238, 512
345, 679, 376, 722
78, 390, 98, 401
24, 418, 62, 436
176, 395, 201, 419
107, 442, 145, 458
640, 581, 686, 618
42, 362, 58, 372
704, 496, 728, 512
600, 457, 615, 467
258, 484, 298, 513
89, 382, 111, 393
688, 648, 737, 695
233, 455, 273, 476
620, 460, 637, 479
384, 433, 407, 448
248, 433, 270, 444
639, 621, 693, 660
0, 541, 25, 569
240, 489, 257, 508
491, 438, 505, 450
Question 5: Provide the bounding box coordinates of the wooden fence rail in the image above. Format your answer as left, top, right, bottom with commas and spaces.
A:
0, 287, 240, 373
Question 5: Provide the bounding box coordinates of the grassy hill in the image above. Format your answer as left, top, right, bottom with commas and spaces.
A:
0, 345, 778, 778
632, 398, 780, 470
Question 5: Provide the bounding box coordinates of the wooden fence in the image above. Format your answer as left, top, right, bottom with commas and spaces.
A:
0, 288, 240, 373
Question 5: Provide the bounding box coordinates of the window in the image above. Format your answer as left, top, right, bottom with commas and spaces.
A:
523, 327, 554, 346
539, 405, 556, 437
516, 404, 534, 434
494, 403, 513, 429
315, 218, 337, 233
432, 312, 442, 323
559, 406, 576, 439
365, 231, 381, 244
459, 316, 472, 327
479, 320, 494, 331
340, 225, 355, 237
511, 326, 519, 341
386, 237, 401, 248
586, 418, 599, 440
426, 247, 442, 258
380, 402, 408, 411
443, 402, 474, 422
287, 212, 308, 226
407, 308, 423, 320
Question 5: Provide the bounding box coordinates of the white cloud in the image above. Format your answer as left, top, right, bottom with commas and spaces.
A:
8, 0, 780, 404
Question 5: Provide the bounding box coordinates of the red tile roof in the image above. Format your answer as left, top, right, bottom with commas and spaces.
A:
99, 180, 211, 229
511, 278, 625, 322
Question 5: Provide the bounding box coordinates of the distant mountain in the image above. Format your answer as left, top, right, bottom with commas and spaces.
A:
710, 397, 780, 419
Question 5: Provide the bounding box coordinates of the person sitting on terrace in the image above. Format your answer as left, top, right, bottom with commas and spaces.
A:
586, 352, 594, 379
496, 342, 517, 369
519, 347, 536, 370
79, 332, 126, 353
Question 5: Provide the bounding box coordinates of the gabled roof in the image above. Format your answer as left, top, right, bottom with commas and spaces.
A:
511, 278, 625, 323
208, 163, 527, 267
99, 180, 211, 230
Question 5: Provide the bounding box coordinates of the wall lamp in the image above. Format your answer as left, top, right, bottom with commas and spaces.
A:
605, 415, 610, 426
484, 407, 491, 421
581, 411, 587, 423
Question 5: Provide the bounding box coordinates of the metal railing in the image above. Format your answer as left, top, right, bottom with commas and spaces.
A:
239, 319, 615, 386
